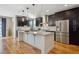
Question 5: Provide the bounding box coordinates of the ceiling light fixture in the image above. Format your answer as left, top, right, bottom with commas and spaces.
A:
22, 10, 25, 22
26, 7, 29, 20
46, 10, 49, 12
32, 4, 35, 6
22, 10, 24, 12
64, 4, 68, 7
32, 4, 35, 18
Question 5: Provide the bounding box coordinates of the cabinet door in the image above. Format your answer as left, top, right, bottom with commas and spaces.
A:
35, 35, 43, 49
27, 33, 34, 45
24, 33, 28, 42
18, 31, 25, 41
69, 16, 79, 45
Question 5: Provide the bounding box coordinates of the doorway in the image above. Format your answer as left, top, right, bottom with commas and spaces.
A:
0, 18, 6, 38
2, 18, 6, 37
0, 18, 2, 37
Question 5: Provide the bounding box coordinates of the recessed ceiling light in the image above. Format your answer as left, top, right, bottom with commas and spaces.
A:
46, 10, 49, 12
64, 4, 68, 6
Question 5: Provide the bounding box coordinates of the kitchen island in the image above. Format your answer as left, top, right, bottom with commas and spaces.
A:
18, 31, 54, 54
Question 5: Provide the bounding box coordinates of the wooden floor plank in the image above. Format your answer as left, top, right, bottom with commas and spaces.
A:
49, 42, 79, 54
0, 38, 79, 54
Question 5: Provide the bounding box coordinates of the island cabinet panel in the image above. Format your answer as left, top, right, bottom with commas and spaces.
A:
27, 33, 35, 45
18, 31, 25, 41
21, 32, 54, 54
23, 33, 28, 42
44, 34, 54, 53
34, 35, 44, 49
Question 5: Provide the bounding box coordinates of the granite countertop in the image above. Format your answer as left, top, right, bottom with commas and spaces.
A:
18, 28, 54, 36
27, 31, 54, 36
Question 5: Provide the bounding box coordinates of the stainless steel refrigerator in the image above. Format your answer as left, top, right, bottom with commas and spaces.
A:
56, 20, 69, 44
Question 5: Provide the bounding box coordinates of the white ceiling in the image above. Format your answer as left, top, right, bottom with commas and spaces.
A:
0, 4, 79, 18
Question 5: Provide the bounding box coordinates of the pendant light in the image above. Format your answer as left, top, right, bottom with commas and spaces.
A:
32, 4, 35, 6
26, 7, 29, 20
32, 4, 35, 18
22, 10, 25, 22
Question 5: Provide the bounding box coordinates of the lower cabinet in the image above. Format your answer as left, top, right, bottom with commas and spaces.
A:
27, 34, 43, 49
23, 33, 28, 42
27, 33, 34, 45
18, 31, 25, 41
34, 35, 43, 49
23, 33, 54, 54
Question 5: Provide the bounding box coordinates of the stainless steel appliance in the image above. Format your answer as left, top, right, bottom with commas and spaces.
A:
56, 20, 69, 44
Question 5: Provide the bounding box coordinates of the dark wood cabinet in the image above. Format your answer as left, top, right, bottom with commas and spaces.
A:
36, 17, 42, 26
48, 15, 56, 26
48, 7, 79, 45
69, 16, 79, 45
16, 16, 29, 26
70, 8, 79, 44
55, 12, 65, 20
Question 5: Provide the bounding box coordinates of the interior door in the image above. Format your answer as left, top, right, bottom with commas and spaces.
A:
2, 18, 6, 37
0, 18, 2, 37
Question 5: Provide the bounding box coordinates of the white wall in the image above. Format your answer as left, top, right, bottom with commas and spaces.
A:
6, 17, 13, 37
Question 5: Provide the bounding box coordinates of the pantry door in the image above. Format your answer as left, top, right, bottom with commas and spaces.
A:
0, 18, 2, 37
2, 18, 6, 37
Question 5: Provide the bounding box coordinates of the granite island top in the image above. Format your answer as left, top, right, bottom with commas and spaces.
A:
18, 28, 54, 36
26, 31, 54, 36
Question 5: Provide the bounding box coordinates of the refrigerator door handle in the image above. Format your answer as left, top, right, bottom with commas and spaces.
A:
60, 21, 61, 32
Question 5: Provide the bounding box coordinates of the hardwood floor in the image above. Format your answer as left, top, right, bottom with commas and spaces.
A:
0, 38, 79, 54
49, 42, 79, 54
0, 38, 41, 54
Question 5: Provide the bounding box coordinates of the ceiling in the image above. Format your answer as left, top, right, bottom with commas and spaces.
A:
0, 4, 79, 18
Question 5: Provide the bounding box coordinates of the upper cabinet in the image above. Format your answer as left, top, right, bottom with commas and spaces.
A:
55, 11, 66, 20
16, 16, 30, 27
36, 17, 42, 27
55, 7, 79, 20
48, 15, 56, 26
48, 7, 79, 26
